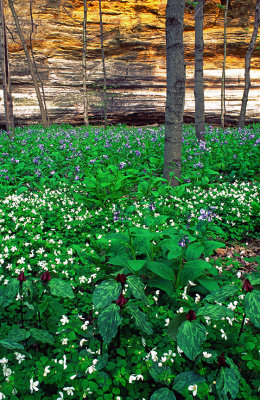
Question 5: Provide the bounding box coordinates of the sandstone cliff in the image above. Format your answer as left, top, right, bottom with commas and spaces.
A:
1, 0, 259, 127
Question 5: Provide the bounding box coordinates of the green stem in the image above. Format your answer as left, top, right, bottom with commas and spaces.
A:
238, 313, 246, 338
127, 224, 136, 260
175, 254, 184, 289
19, 284, 24, 329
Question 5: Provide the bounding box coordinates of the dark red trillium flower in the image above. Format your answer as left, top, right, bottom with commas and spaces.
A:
242, 279, 253, 293
17, 271, 26, 283
116, 294, 128, 308
41, 270, 51, 283
186, 310, 197, 321
218, 353, 228, 367
115, 274, 127, 285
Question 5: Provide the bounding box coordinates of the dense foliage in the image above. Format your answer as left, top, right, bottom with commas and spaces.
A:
0, 124, 259, 400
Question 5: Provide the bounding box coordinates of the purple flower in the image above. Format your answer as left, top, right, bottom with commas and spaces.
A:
113, 211, 120, 222
178, 236, 189, 248
17, 271, 26, 283
115, 274, 127, 285
135, 151, 141, 157
186, 310, 197, 321
41, 270, 51, 283
242, 279, 253, 292
116, 294, 128, 308
218, 353, 228, 367
75, 176, 80, 180
149, 203, 156, 211
50, 171, 55, 175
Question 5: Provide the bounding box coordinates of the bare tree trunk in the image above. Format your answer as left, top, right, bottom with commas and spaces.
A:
0, 0, 14, 135
239, 0, 260, 129
83, 0, 89, 126
220, 0, 229, 129
163, 0, 186, 187
98, 0, 107, 129
194, 0, 205, 141
29, 0, 49, 125
8, 0, 48, 127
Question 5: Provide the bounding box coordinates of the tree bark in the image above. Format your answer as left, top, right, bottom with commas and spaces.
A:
8, 0, 48, 127
163, 0, 186, 187
83, 0, 89, 126
239, 0, 260, 129
220, 0, 229, 129
99, 0, 107, 129
0, 0, 15, 134
194, 0, 205, 141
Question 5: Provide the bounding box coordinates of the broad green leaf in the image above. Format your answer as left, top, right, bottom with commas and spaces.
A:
149, 362, 172, 383
5, 278, 19, 299
172, 371, 205, 393
203, 240, 225, 257
197, 277, 219, 293
8, 326, 30, 342
49, 278, 74, 299
72, 245, 88, 264
0, 339, 24, 350
245, 291, 260, 328
17, 186, 28, 195
203, 285, 239, 303
167, 313, 187, 341
146, 261, 175, 281
216, 368, 239, 399
162, 239, 182, 259
127, 275, 149, 305
98, 304, 122, 345
30, 328, 54, 345
146, 277, 175, 296
184, 259, 215, 273
177, 321, 207, 360
186, 243, 204, 261
95, 353, 108, 371
108, 255, 130, 267
93, 280, 121, 310
127, 259, 146, 272
150, 387, 176, 400
197, 304, 233, 319
127, 305, 153, 335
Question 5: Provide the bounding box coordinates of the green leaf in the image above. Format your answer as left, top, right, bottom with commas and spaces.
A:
149, 362, 172, 383
108, 255, 130, 267
127, 275, 149, 305
162, 239, 182, 259
172, 371, 205, 393
167, 313, 187, 341
8, 326, 30, 342
150, 387, 176, 400
216, 368, 239, 399
72, 245, 89, 264
178, 259, 217, 287
5, 278, 19, 299
177, 321, 207, 360
93, 280, 121, 310
49, 278, 74, 299
127, 259, 146, 272
98, 304, 122, 345
197, 277, 219, 293
245, 291, 260, 328
203, 241, 225, 257
127, 304, 153, 335
146, 261, 175, 281
203, 285, 239, 303
146, 277, 175, 296
0, 339, 24, 351
95, 353, 108, 371
197, 304, 233, 319
30, 328, 54, 345
186, 243, 204, 261
17, 186, 28, 195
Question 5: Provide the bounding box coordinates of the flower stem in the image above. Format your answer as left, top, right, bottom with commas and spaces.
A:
19, 284, 24, 329
238, 313, 246, 338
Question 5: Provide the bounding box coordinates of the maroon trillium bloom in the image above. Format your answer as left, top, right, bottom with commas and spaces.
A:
41, 270, 51, 283
186, 310, 197, 321
242, 279, 253, 293
115, 274, 127, 285
116, 294, 128, 308
17, 271, 26, 283
218, 353, 228, 367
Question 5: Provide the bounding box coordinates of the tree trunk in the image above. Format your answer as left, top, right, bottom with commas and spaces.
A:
8, 0, 48, 127
99, 0, 107, 129
220, 0, 229, 129
163, 0, 186, 187
239, 0, 260, 129
82, 0, 89, 126
0, 0, 15, 135
194, 0, 205, 141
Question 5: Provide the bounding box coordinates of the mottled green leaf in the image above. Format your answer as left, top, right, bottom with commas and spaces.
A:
177, 321, 207, 360
127, 305, 153, 335
216, 368, 239, 399
127, 275, 149, 305
93, 279, 121, 310
203, 285, 239, 303
98, 304, 122, 345
5, 278, 19, 299
172, 371, 205, 393
197, 304, 233, 319
149, 362, 172, 383
150, 387, 176, 400
0, 339, 24, 351
8, 326, 30, 342
245, 291, 260, 328
30, 328, 54, 345
167, 313, 187, 341
49, 278, 74, 299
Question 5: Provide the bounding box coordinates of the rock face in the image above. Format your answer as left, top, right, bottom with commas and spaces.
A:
0, 0, 259, 127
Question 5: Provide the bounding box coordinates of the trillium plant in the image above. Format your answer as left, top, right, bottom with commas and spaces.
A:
0, 123, 259, 399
